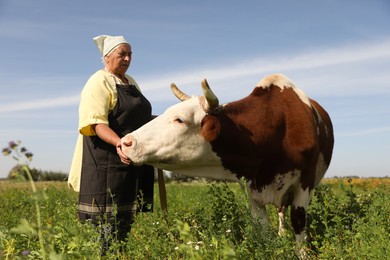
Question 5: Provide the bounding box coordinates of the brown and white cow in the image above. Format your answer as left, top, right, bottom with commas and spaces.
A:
121, 73, 334, 243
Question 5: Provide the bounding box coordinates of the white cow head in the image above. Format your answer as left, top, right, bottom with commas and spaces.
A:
121, 80, 237, 180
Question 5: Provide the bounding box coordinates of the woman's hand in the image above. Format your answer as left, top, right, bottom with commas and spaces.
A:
116, 141, 131, 165
94, 123, 132, 165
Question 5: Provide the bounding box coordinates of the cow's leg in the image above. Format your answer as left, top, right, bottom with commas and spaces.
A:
290, 187, 313, 259
290, 187, 311, 243
277, 206, 286, 236
248, 195, 270, 226
246, 182, 270, 226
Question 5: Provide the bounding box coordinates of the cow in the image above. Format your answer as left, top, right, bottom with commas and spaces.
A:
121, 73, 334, 245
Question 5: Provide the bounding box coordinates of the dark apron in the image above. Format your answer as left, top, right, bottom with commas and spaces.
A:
78, 83, 154, 235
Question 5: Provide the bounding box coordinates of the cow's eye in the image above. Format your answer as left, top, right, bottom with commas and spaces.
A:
174, 118, 185, 124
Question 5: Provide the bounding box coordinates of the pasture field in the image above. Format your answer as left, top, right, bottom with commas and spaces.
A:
0, 178, 389, 259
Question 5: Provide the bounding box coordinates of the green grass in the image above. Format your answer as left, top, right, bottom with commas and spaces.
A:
0, 179, 389, 259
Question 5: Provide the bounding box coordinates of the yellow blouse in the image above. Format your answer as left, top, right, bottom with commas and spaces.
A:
68, 69, 140, 192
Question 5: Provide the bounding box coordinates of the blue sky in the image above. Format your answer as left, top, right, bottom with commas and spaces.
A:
1, 0, 389, 178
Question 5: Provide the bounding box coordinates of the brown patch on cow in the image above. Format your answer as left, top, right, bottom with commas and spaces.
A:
206, 84, 330, 192
201, 115, 221, 142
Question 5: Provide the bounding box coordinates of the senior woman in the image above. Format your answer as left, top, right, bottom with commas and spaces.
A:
68, 35, 154, 253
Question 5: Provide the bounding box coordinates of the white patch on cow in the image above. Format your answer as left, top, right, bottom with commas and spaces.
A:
123, 97, 206, 163
255, 73, 311, 106
255, 73, 294, 90
122, 96, 240, 181
292, 186, 311, 209
292, 87, 311, 107
248, 170, 301, 208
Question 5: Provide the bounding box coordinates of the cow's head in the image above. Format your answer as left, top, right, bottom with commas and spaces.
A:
121, 80, 229, 176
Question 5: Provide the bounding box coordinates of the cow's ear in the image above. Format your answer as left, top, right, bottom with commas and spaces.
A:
201, 115, 221, 142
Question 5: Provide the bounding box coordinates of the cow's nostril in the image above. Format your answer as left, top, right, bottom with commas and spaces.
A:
123, 140, 132, 147
122, 135, 135, 148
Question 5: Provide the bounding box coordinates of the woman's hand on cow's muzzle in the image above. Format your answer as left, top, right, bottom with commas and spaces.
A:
116, 141, 131, 165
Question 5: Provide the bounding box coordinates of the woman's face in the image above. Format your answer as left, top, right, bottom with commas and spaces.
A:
105, 43, 132, 76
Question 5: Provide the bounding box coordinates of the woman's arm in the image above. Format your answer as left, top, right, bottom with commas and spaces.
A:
93, 123, 131, 165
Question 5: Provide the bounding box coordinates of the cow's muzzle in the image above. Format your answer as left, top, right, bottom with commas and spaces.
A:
121, 134, 137, 158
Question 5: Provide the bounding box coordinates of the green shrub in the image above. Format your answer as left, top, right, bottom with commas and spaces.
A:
308, 181, 390, 259
0, 180, 389, 259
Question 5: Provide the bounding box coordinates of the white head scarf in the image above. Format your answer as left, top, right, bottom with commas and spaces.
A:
93, 35, 129, 57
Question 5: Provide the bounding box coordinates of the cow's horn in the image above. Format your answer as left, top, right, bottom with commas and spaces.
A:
201, 79, 219, 110
171, 83, 190, 101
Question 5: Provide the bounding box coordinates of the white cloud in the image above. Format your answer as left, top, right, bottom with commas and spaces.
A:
1, 39, 390, 113
138, 41, 390, 107
0, 95, 79, 113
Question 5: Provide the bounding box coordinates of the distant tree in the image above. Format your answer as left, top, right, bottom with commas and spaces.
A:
38, 170, 68, 181
8, 165, 40, 181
